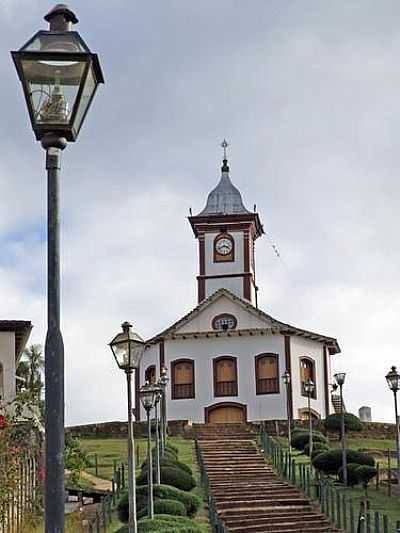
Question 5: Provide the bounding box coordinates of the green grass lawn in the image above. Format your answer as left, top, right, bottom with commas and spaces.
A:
80, 436, 211, 532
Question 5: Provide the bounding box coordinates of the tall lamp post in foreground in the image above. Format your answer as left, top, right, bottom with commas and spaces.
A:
304, 379, 315, 457
282, 371, 292, 455
159, 367, 169, 453
154, 386, 162, 484
334, 372, 347, 485
385, 366, 400, 486
140, 382, 159, 519
12, 5, 103, 532
109, 322, 146, 533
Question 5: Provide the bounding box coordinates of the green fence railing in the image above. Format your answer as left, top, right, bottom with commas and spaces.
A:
195, 440, 227, 533
261, 431, 395, 533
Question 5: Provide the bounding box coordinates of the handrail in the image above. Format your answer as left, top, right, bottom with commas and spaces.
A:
260, 430, 392, 533
195, 439, 228, 533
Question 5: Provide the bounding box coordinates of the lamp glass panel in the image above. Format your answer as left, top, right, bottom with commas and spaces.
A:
386, 370, 400, 391
111, 340, 130, 369
73, 65, 96, 132
20, 58, 86, 126
22, 32, 87, 53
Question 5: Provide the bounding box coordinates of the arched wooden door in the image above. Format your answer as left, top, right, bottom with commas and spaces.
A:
205, 402, 247, 424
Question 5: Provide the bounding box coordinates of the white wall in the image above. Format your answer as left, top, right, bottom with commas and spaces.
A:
205, 277, 243, 299
177, 295, 270, 333
0, 332, 16, 402
140, 333, 287, 423
290, 336, 326, 418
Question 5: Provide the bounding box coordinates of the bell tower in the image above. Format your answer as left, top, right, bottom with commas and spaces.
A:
189, 141, 264, 304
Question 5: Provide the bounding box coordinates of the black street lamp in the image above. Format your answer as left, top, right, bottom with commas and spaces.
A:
11, 6, 103, 532
281, 371, 292, 455
385, 366, 400, 486
154, 386, 163, 485
334, 372, 347, 485
109, 322, 146, 533
139, 382, 160, 519
304, 379, 315, 457
159, 367, 169, 454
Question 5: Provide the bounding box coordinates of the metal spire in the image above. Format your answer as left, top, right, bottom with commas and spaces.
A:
221, 139, 229, 172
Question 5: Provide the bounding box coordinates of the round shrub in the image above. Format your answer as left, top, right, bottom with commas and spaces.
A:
165, 443, 179, 455
324, 413, 363, 433
141, 456, 193, 476
137, 499, 187, 519
338, 463, 361, 486
312, 449, 375, 475
357, 465, 377, 490
138, 515, 204, 533
137, 466, 196, 491
303, 442, 330, 456
292, 431, 328, 451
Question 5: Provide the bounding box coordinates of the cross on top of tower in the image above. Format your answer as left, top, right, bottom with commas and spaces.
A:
221, 139, 229, 172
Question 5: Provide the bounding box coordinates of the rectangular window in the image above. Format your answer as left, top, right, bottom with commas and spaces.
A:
171, 360, 195, 400
256, 354, 279, 395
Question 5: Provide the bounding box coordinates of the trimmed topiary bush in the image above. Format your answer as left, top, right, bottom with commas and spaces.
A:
141, 456, 193, 476
338, 463, 361, 486
137, 499, 187, 519
137, 514, 204, 532
292, 431, 328, 451
324, 413, 363, 434
137, 466, 196, 491
118, 484, 201, 523
312, 449, 375, 475
303, 442, 330, 456
357, 465, 377, 495
165, 443, 179, 455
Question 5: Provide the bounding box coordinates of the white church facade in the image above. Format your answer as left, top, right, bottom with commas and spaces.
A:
137, 152, 340, 424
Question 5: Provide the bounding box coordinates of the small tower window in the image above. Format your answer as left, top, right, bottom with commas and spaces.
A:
212, 314, 237, 331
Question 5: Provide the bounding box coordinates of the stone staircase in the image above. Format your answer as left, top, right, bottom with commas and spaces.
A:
197, 424, 337, 533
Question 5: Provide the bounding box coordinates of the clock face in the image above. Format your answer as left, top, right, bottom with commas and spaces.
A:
216, 237, 233, 255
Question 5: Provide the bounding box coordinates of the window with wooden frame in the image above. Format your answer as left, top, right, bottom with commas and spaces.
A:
144, 365, 156, 385
255, 354, 279, 394
171, 359, 195, 400
213, 356, 238, 397
300, 357, 317, 399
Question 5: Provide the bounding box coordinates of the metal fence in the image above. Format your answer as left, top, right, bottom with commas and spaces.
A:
0, 452, 39, 533
86, 495, 113, 533
195, 440, 227, 533
260, 431, 397, 533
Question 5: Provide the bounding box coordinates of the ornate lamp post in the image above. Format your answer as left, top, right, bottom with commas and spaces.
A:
334, 372, 347, 485
11, 6, 103, 532
304, 379, 315, 457
282, 371, 292, 454
154, 386, 163, 485
139, 382, 160, 519
109, 322, 146, 533
159, 367, 169, 454
385, 366, 400, 486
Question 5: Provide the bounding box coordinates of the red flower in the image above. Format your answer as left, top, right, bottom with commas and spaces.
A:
0, 415, 6, 429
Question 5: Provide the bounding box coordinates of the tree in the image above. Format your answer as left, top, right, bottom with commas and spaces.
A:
16, 344, 44, 400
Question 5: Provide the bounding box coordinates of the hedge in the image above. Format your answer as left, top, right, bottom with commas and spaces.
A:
303, 442, 330, 457
338, 463, 361, 486
118, 485, 201, 523
137, 499, 187, 519
357, 465, 378, 489
138, 514, 204, 532
137, 466, 196, 491
141, 456, 193, 476
324, 413, 363, 433
312, 449, 375, 475
292, 431, 328, 451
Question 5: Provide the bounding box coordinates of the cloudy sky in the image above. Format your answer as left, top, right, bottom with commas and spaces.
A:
1, 1, 399, 425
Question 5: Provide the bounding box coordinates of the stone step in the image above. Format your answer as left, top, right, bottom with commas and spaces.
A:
224, 516, 330, 529
216, 498, 310, 510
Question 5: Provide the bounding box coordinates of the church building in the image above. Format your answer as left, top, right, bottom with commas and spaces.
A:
138, 148, 340, 424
